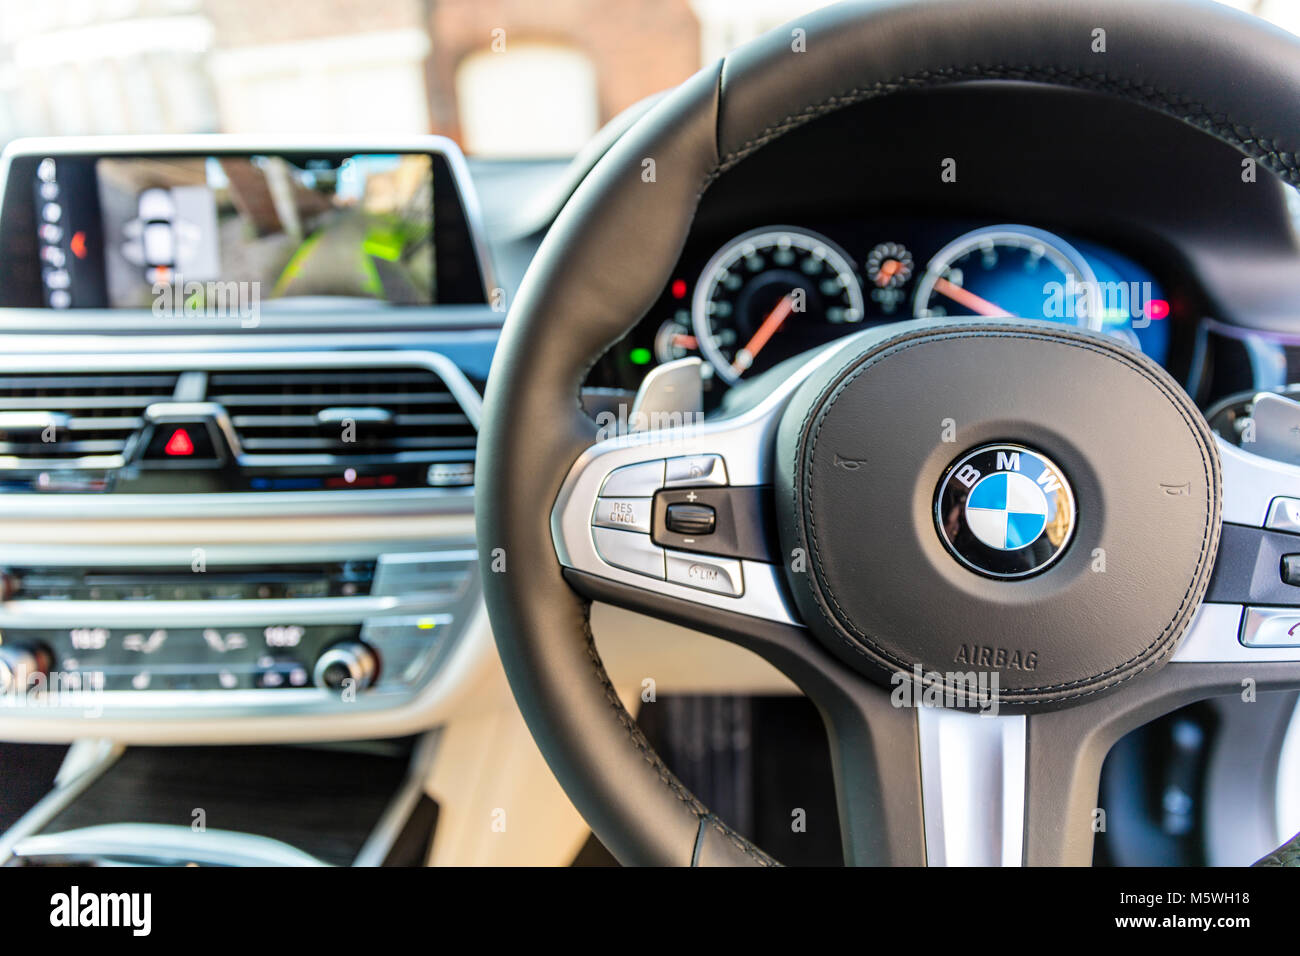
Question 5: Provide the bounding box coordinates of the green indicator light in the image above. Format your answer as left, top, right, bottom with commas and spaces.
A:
629, 347, 653, 365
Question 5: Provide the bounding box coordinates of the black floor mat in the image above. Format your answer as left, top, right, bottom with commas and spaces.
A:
0, 743, 68, 833
635, 695, 842, 866
41, 743, 413, 866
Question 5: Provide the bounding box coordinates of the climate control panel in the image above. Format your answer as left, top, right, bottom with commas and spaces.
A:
0, 547, 478, 716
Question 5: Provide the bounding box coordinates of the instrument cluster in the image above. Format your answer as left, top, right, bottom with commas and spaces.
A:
592, 218, 1182, 398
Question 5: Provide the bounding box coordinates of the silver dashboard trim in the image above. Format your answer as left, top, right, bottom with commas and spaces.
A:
12, 824, 331, 867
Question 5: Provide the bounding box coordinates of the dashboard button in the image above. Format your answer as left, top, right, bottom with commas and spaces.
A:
1266, 497, 1300, 534
592, 497, 653, 533
665, 454, 727, 487
599, 460, 664, 497
140, 421, 220, 465
1241, 607, 1300, 647
665, 550, 743, 596
664, 502, 716, 536
592, 527, 665, 579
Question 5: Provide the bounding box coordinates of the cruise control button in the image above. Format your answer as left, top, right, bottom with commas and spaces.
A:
665, 550, 743, 595
1266, 497, 1300, 534
1241, 607, 1300, 647
665, 502, 716, 536
592, 497, 652, 533
592, 527, 665, 579
600, 460, 664, 497
664, 454, 727, 487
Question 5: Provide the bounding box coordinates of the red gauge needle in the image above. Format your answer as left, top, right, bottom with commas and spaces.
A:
932, 276, 1013, 317
733, 293, 795, 373
672, 333, 698, 348
875, 259, 902, 287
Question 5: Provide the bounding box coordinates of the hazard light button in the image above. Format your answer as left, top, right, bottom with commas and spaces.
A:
141, 422, 220, 465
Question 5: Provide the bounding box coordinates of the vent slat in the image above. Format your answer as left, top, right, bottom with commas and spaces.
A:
0, 371, 178, 464
213, 392, 457, 408
211, 366, 476, 462
0, 395, 174, 410
0, 439, 129, 455
0, 366, 476, 471
239, 436, 477, 452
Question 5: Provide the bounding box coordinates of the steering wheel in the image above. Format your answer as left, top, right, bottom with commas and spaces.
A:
476, 0, 1300, 866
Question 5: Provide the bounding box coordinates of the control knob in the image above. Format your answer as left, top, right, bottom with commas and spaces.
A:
0, 643, 52, 695
313, 641, 379, 692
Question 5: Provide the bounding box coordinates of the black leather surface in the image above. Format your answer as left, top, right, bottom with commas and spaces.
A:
774, 320, 1220, 707
476, 0, 1300, 866
1255, 830, 1300, 867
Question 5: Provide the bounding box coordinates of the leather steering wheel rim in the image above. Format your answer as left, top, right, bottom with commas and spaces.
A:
476, 0, 1300, 866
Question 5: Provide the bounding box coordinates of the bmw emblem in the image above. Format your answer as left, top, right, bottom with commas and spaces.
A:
934, 443, 1076, 578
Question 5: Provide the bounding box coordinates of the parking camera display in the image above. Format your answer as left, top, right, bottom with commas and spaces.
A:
94, 153, 435, 308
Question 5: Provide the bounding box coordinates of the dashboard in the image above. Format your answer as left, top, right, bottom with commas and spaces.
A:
2, 82, 1300, 745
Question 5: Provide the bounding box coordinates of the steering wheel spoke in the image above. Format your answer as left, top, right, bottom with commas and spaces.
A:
553, 335, 867, 630
1174, 438, 1300, 672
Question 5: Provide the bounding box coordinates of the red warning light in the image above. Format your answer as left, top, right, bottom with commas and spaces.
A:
69, 231, 87, 260
670, 278, 688, 300
1145, 299, 1170, 321
164, 428, 195, 456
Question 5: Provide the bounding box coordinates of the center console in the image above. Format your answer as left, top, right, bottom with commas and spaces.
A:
0, 136, 501, 741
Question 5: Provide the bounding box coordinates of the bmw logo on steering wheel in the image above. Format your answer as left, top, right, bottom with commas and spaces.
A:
935, 443, 1077, 579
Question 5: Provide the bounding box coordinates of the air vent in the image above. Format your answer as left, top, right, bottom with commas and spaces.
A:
206, 366, 476, 462
0, 371, 179, 467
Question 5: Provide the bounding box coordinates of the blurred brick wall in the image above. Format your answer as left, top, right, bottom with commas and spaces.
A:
426, 0, 701, 141
205, 0, 427, 46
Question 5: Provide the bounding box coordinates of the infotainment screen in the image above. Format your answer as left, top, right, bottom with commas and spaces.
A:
0, 147, 481, 311
95, 154, 435, 307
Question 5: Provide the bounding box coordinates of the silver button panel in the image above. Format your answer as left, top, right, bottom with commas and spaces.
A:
1265, 497, 1300, 535
591, 497, 653, 534
1241, 607, 1300, 647
665, 550, 743, 596
665, 454, 728, 488
599, 460, 665, 497
591, 527, 665, 579
588, 455, 737, 586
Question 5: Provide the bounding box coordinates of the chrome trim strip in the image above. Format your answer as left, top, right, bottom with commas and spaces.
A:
0, 594, 442, 627
13, 824, 331, 867
0, 488, 472, 520
918, 707, 1026, 867
0, 133, 499, 310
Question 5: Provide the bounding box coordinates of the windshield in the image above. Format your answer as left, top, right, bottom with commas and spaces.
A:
0, 0, 1296, 159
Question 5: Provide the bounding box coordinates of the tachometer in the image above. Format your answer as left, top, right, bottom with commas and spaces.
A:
912, 225, 1102, 328
692, 226, 865, 385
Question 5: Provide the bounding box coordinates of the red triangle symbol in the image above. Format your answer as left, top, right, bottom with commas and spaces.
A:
164, 428, 195, 456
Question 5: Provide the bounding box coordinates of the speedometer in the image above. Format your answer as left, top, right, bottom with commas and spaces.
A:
692, 226, 865, 385
912, 225, 1102, 328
